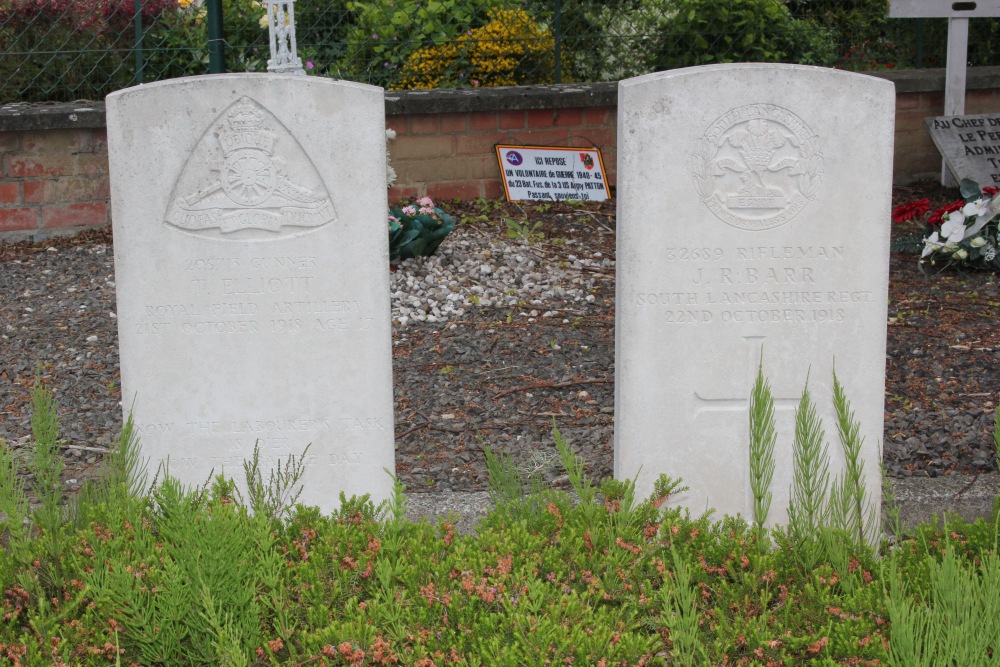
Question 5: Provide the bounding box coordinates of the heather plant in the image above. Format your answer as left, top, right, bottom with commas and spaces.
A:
0, 384, 997, 663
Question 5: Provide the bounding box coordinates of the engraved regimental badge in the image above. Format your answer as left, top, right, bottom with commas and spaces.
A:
165, 97, 336, 239
692, 104, 823, 231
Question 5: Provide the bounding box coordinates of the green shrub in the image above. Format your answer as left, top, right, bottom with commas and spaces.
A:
289, 0, 352, 75
398, 7, 562, 89
652, 0, 838, 70
524, 0, 683, 81
0, 0, 222, 101
0, 0, 129, 101
339, 0, 504, 87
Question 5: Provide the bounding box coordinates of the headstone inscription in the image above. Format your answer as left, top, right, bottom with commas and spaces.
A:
107, 75, 395, 512
615, 64, 894, 524
925, 113, 1000, 186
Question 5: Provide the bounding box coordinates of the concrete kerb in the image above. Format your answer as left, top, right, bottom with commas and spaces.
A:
404, 475, 1000, 537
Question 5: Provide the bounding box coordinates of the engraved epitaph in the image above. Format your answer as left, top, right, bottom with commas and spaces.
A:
615, 65, 893, 524
924, 113, 1000, 186
107, 75, 394, 512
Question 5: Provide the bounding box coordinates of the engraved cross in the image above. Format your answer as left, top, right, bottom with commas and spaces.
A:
692, 335, 800, 416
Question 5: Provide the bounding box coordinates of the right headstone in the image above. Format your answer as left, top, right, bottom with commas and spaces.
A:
615, 64, 894, 524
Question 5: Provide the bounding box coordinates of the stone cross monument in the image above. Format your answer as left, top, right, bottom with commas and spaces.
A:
263, 0, 305, 75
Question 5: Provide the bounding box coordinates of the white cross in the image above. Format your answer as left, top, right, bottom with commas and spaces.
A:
262, 0, 305, 75
692, 335, 800, 416
889, 0, 1000, 184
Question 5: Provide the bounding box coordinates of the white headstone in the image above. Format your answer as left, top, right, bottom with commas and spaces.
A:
107, 74, 395, 512
615, 64, 893, 524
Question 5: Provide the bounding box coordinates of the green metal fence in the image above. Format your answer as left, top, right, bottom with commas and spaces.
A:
1, 0, 998, 103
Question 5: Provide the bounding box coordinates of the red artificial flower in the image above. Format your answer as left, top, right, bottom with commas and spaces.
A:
891, 197, 930, 224
984, 186, 999, 196
928, 200, 964, 226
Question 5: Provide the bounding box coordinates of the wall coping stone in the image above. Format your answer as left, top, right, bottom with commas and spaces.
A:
2, 67, 999, 132
0, 101, 106, 132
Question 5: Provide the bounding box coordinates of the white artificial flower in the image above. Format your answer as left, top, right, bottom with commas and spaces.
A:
962, 197, 990, 218
954, 248, 970, 260
963, 197, 994, 237
921, 231, 944, 258
941, 211, 968, 243
970, 236, 988, 248
986, 246, 997, 262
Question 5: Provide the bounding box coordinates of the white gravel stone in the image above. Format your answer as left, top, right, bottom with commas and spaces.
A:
389, 229, 612, 327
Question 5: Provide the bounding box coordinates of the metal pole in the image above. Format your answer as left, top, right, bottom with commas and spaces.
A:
133, 0, 144, 84
207, 0, 226, 74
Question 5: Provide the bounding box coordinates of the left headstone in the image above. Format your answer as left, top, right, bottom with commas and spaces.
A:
107, 75, 395, 512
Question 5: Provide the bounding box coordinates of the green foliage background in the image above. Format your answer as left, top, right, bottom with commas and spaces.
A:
2, 0, 998, 101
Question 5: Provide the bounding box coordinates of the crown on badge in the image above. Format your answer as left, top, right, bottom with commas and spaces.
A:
216, 97, 276, 155
228, 98, 264, 132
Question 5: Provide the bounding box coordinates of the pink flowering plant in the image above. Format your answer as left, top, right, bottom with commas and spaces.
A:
918, 179, 1000, 272
388, 197, 456, 261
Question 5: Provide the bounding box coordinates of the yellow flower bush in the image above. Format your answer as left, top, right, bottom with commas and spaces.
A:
398, 8, 563, 89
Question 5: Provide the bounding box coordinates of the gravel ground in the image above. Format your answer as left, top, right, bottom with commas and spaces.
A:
0, 189, 997, 502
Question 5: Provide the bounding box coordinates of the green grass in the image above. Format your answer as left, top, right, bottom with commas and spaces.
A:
0, 384, 996, 666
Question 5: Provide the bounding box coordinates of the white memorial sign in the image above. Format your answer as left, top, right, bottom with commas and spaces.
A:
107, 74, 395, 512
615, 64, 893, 524
925, 113, 1000, 185
495, 145, 610, 202
889, 0, 1000, 184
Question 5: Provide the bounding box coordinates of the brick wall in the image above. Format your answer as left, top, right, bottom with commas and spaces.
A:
1, 68, 999, 240
894, 85, 1000, 181
0, 124, 109, 237
386, 106, 616, 202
